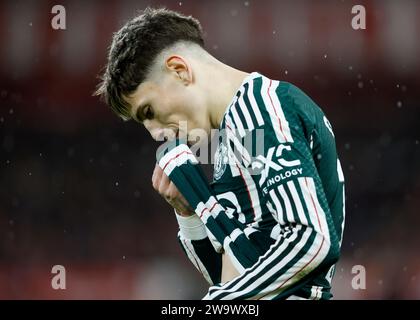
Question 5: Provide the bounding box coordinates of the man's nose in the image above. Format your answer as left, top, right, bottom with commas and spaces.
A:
144, 120, 164, 141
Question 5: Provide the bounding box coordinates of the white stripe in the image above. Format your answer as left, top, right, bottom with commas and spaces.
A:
287, 180, 308, 226
161, 152, 198, 176
196, 196, 224, 223
298, 177, 326, 239
222, 229, 247, 273
244, 226, 258, 238
230, 106, 246, 138
337, 159, 345, 182
270, 224, 281, 240
310, 286, 318, 299
306, 177, 330, 244
206, 228, 223, 253
266, 200, 277, 222
225, 114, 251, 167
223, 228, 243, 247
236, 164, 263, 227
317, 286, 323, 300
229, 228, 242, 242
260, 77, 293, 144
268, 189, 285, 225
228, 154, 241, 178
340, 185, 346, 246
237, 89, 255, 131
309, 134, 314, 150
278, 184, 295, 224
193, 200, 224, 252
181, 236, 214, 285
247, 79, 264, 126
158, 144, 191, 169
269, 79, 294, 143
181, 239, 199, 269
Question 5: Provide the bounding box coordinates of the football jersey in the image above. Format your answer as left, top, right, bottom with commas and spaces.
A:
158, 72, 345, 300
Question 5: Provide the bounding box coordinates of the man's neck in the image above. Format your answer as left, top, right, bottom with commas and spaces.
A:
206, 64, 249, 129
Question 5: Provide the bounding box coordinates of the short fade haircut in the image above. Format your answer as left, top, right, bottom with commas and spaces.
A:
94, 7, 204, 120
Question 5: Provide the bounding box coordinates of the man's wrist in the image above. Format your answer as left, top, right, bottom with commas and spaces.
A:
174, 208, 195, 217
175, 210, 207, 240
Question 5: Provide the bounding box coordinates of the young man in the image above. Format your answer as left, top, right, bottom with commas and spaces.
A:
95, 7, 345, 300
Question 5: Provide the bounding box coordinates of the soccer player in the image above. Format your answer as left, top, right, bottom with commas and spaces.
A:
95, 7, 345, 300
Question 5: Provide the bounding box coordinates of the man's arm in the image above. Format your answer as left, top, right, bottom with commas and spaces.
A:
176, 213, 222, 285
151, 164, 222, 285
156, 142, 268, 275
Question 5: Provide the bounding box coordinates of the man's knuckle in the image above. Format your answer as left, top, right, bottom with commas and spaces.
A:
167, 191, 175, 201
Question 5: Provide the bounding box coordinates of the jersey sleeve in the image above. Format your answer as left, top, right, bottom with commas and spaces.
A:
175, 212, 222, 285
156, 141, 271, 276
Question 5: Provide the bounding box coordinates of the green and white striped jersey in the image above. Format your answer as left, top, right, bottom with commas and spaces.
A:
158, 72, 345, 300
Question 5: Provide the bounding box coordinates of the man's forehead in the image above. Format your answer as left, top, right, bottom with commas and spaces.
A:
124, 81, 155, 112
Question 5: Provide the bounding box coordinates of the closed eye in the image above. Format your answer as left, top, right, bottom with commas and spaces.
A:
136, 105, 154, 122
144, 105, 154, 119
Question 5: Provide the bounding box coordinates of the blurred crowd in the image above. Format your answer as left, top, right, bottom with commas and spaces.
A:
0, 0, 419, 299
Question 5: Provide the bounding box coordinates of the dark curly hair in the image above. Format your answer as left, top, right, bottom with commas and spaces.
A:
94, 7, 204, 120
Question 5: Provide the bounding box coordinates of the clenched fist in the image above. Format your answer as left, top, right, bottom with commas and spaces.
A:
152, 164, 195, 217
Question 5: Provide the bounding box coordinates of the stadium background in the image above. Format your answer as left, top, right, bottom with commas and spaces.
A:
0, 0, 419, 299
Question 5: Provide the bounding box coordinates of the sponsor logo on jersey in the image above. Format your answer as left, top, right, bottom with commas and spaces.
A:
251, 145, 302, 186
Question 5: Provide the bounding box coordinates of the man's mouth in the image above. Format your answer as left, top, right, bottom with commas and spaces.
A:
159, 128, 192, 145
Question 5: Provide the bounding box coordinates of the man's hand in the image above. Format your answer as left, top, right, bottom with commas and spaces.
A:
153, 164, 240, 283
152, 164, 195, 217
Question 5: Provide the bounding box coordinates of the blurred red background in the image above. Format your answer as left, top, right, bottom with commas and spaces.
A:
0, 0, 419, 299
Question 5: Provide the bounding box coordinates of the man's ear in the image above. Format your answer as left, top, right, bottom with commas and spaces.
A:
165, 55, 193, 85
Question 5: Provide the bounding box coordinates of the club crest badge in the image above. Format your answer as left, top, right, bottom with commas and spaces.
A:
213, 141, 228, 181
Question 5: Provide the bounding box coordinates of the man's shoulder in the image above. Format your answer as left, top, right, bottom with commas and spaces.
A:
219, 73, 319, 134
